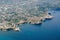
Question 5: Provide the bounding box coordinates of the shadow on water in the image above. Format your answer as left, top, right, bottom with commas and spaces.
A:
30, 24, 42, 28
32, 23, 42, 25
19, 19, 53, 27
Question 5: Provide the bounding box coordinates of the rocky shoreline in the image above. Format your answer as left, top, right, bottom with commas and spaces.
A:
21, 13, 53, 25
0, 23, 20, 31
0, 12, 53, 31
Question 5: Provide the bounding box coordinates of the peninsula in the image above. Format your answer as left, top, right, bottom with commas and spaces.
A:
0, 5, 53, 31
0, 0, 54, 31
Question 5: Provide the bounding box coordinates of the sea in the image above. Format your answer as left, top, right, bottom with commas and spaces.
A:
0, 10, 60, 40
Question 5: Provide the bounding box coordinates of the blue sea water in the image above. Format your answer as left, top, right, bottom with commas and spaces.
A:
0, 10, 60, 40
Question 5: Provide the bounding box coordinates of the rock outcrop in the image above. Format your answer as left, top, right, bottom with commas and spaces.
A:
0, 22, 20, 31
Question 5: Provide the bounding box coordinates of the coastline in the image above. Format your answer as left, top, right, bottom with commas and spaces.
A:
0, 12, 53, 31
